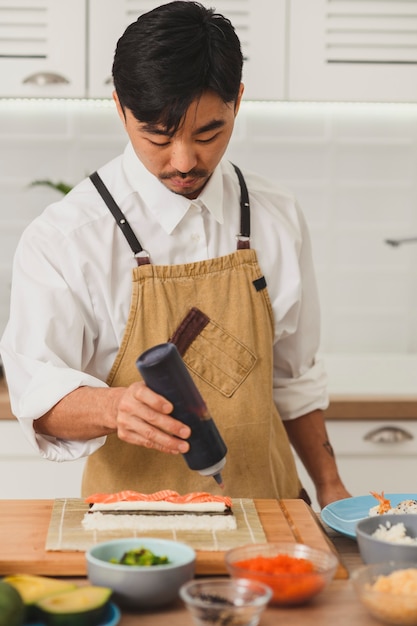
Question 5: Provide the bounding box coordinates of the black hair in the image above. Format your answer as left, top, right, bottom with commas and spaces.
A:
112, 1, 243, 132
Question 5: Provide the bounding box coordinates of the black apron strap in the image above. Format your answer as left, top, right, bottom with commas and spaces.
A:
89, 171, 150, 265
90, 164, 251, 258
232, 163, 251, 250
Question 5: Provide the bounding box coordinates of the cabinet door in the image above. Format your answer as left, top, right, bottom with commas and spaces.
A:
0, 422, 85, 498
88, 0, 286, 100
288, 0, 417, 102
0, 0, 86, 98
294, 420, 417, 510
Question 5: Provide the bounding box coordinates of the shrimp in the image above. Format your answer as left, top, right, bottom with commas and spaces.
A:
370, 490, 392, 514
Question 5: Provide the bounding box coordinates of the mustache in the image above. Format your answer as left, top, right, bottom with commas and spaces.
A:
160, 169, 208, 180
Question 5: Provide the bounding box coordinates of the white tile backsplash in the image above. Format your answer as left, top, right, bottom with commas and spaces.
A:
0, 99, 416, 355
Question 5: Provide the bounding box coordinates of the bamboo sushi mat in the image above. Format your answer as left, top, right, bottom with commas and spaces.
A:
46, 498, 267, 552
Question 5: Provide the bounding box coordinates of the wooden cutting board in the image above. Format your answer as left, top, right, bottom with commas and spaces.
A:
0, 499, 348, 578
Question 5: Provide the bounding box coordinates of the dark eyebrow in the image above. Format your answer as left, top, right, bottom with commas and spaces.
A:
140, 124, 170, 137
193, 119, 226, 135
140, 119, 226, 137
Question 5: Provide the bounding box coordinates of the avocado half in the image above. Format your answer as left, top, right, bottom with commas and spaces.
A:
0, 581, 25, 626
3, 575, 111, 626
3, 575, 76, 621
35, 585, 112, 626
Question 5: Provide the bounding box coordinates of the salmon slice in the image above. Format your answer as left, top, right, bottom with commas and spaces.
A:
85, 489, 179, 504
164, 492, 233, 507
85, 490, 232, 507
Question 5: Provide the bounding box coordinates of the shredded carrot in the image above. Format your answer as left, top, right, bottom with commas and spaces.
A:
234, 554, 325, 605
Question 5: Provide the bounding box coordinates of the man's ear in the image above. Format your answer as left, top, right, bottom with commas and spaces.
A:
113, 91, 127, 124
234, 83, 244, 116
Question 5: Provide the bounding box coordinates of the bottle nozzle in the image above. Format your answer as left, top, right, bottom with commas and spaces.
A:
213, 473, 224, 488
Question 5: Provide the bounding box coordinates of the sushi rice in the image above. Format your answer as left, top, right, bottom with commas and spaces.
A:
372, 521, 417, 545
369, 499, 417, 517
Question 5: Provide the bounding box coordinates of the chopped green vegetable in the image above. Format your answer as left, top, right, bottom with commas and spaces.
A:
110, 548, 170, 566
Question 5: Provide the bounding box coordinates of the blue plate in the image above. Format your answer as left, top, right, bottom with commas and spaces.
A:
321, 493, 417, 539
26, 601, 121, 626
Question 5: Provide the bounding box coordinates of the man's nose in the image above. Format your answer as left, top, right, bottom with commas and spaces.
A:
170, 141, 197, 173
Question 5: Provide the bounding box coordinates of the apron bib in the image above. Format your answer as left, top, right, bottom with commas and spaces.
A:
82, 167, 302, 499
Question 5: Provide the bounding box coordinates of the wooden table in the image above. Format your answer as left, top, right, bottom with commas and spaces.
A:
0, 500, 375, 625
106, 530, 376, 626
0, 499, 346, 577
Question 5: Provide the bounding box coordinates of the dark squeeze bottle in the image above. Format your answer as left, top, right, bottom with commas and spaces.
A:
136, 342, 227, 487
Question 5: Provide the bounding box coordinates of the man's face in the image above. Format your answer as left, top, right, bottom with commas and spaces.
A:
114, 87, 243, 199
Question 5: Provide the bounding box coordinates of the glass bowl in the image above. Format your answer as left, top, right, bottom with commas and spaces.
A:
352, 561, 417, 626
224, 542, 338, 606
180, 578, 272, 626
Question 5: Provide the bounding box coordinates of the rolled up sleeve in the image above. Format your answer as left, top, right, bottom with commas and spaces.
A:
274, 356, 329, 420
268, 202, 329, 421
0, 215, 112, 462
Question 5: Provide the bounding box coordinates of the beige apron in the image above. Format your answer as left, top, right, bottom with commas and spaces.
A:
82, 167, 302, 499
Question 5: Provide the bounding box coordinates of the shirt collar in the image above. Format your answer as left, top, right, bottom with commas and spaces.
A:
122, 142, 224, 234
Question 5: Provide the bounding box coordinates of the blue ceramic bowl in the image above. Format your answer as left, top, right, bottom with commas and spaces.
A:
86, 537, 196, 609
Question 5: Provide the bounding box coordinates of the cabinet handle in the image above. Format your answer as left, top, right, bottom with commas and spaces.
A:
23, 72, 70, 86
364, 426, 413, 444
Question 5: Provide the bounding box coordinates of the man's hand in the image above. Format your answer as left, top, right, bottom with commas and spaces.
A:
284, 409, 351, 510
115, 381, 191, 454
34, 383, 191, 456
315, 482, 351, 510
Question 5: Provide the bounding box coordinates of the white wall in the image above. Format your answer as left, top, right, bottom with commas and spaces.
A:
1, 98, 417, 355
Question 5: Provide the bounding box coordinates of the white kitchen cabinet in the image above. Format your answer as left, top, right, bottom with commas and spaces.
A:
0, 421, 85, 498
295, 420, 417, 511
3, 415, 416, 502
88, 0, 286, 100
5, 1, 417, 103
0, 0, 86, 98
288, 0, 417, 103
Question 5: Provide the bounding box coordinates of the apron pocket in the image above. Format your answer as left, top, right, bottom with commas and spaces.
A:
179, 315, 257, 398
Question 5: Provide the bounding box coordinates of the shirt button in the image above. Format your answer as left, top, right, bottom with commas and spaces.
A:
191, 233, 200, 242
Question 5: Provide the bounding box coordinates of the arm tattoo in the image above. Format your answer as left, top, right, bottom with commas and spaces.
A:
323, 440, 334, 457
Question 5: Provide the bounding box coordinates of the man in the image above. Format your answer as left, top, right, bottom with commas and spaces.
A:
0, 1, 350, 507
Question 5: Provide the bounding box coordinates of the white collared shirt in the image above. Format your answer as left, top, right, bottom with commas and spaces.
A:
0, 143, 328, 461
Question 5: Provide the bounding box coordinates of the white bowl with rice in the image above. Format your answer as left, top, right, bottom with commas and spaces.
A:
352, 562, 417, 626
356, 514, 417, 564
